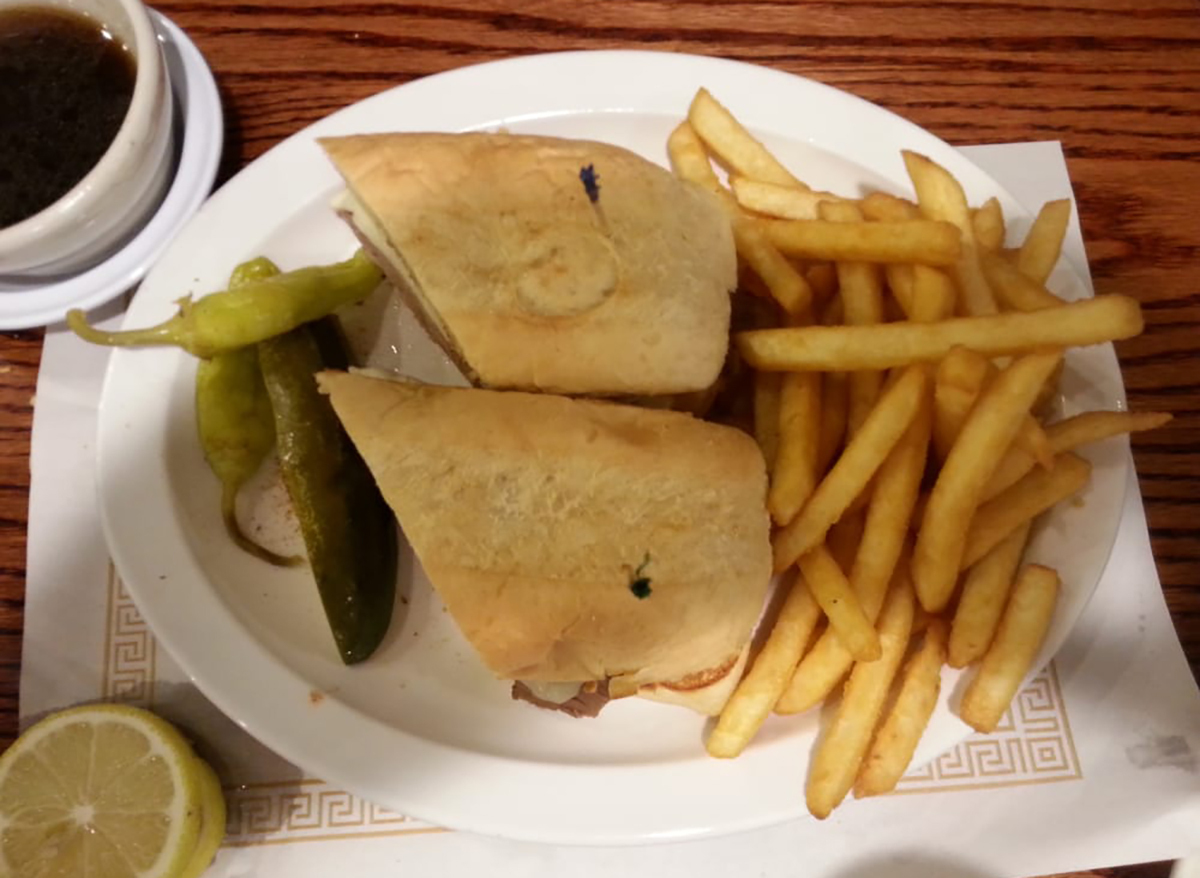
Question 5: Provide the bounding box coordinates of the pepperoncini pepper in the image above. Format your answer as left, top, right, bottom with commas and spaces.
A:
195, 257, 303, 567
65, 249, 382, 358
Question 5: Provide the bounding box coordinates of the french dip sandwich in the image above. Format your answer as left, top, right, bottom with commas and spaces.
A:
319, 132, 737, 397
318, 370, 773, 716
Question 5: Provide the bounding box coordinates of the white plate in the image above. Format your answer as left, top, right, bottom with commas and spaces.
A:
0, 12, 222, 330
95, 51, 1129, 845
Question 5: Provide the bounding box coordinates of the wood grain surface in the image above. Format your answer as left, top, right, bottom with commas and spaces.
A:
0, 1, 1195, 874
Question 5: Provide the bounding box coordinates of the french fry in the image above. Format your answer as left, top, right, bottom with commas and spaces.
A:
735, 295, 1144, 372
827, 509, 867, 573
960, 453, 1092, 568
753, 371, 782, 472
778, 387, 929, 714
972, 197, 1005, 252
806, 577, 914, 819
982, 410, 1173, 501
859, 191, 920, 222
908, 265, 956, 323
735, 220, 815, 319
822, 200, 885, 438
820, 290, 844, 326
912, 350, 1063, 612
706, 572, 822, 758
980, 250, 1065, 311
805, 262, 839, 304
773, 366, 928, 572
816, 370, 849, 476
960, 565, 1059, 733
688, 88, 805, 188
666, 120, 721, 190
902, 150, 997, 316
732, 176, 840, 220
933, 346, 1053, 468
885, 264, 916, 317
761, 218, 961, 266
949, 522, 1031, 668
933, 347, 989, 460
1047, 409, 1174, 450
667, 122, 813, 318
1018, 199, 1072, 285
855, 620, 947, 797
769, 373, 822, 525
797, 545, 881, 662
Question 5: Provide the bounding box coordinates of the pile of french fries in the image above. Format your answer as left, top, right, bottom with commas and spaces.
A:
671, 88, 1170, 820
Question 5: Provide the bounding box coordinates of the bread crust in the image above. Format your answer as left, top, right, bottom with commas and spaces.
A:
320, 132, 736, 395
319, 371, 772, 688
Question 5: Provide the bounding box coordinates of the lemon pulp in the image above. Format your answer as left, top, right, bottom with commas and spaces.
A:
0, 704, 208, 878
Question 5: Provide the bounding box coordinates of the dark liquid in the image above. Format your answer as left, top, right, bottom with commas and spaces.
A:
0, 6, 137, 229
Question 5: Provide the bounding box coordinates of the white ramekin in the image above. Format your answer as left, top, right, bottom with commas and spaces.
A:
0, 0, 175, 277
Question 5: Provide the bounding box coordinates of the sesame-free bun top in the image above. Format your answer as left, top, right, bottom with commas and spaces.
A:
319, 132, 736, 396
318, 370, 772, 690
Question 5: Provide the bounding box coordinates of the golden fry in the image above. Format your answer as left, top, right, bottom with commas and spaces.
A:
902, 150, 996, 316
933, 347, 989, 460
706, 573, 822, 758
1018, 199, 1072, 285
667, 122, 812, 318
769, 372, 822, 525
806, 262, 839, 304
949, 522, 1030, 668
933, 346, 1053, 468
972, 197, 1005, 252
886, 264, 916, 317
822, 200, 885, 438
778, 390, 929, 714
797, 545, 881, 662
827, 509, 867, 574
859, 191, 919, 222
753, 371, 782, 473
666, 120, 721, 189
902, 151, 970, 228
761, 218, 961, 266
981, 250, 1065, 312
735, 295, 1143, 372
773, 366, 927, 572
688, 88, 805, 188
735, 220, 815, 318
806, 577, 914, 819
960, 453, 1092, 569
912, 350, 1063, 612
816, 370, 849, 476
908, 265, 956, 323
960, 565, 1059, 733
855, 620, 947, 797
731, 176, 838, 220
982, 410, 1173, 501
1048, 410, 1172, 450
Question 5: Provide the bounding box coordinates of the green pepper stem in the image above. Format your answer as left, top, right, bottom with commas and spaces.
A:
221, 486, 305, 568
65, 308, 188, 351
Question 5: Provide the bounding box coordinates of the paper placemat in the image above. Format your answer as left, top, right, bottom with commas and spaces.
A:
21, 141, 1200, 877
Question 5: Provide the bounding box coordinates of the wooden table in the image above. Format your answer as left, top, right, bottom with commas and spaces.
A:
1, 0, 1195, 875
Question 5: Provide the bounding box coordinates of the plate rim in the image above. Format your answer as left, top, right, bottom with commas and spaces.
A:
94, 49, 1129, 845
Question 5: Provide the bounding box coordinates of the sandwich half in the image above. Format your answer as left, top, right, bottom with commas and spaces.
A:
318, 370, 772, 716
319, 132, 736, 397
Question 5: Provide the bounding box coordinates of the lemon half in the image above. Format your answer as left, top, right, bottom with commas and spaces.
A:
179, 756, 225, 878
0, 704, 210, 878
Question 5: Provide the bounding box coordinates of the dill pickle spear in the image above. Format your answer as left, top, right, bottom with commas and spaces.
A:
258, 318, 397, 664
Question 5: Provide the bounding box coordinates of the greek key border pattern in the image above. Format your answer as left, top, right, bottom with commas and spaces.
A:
103, 563, 1081, 843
